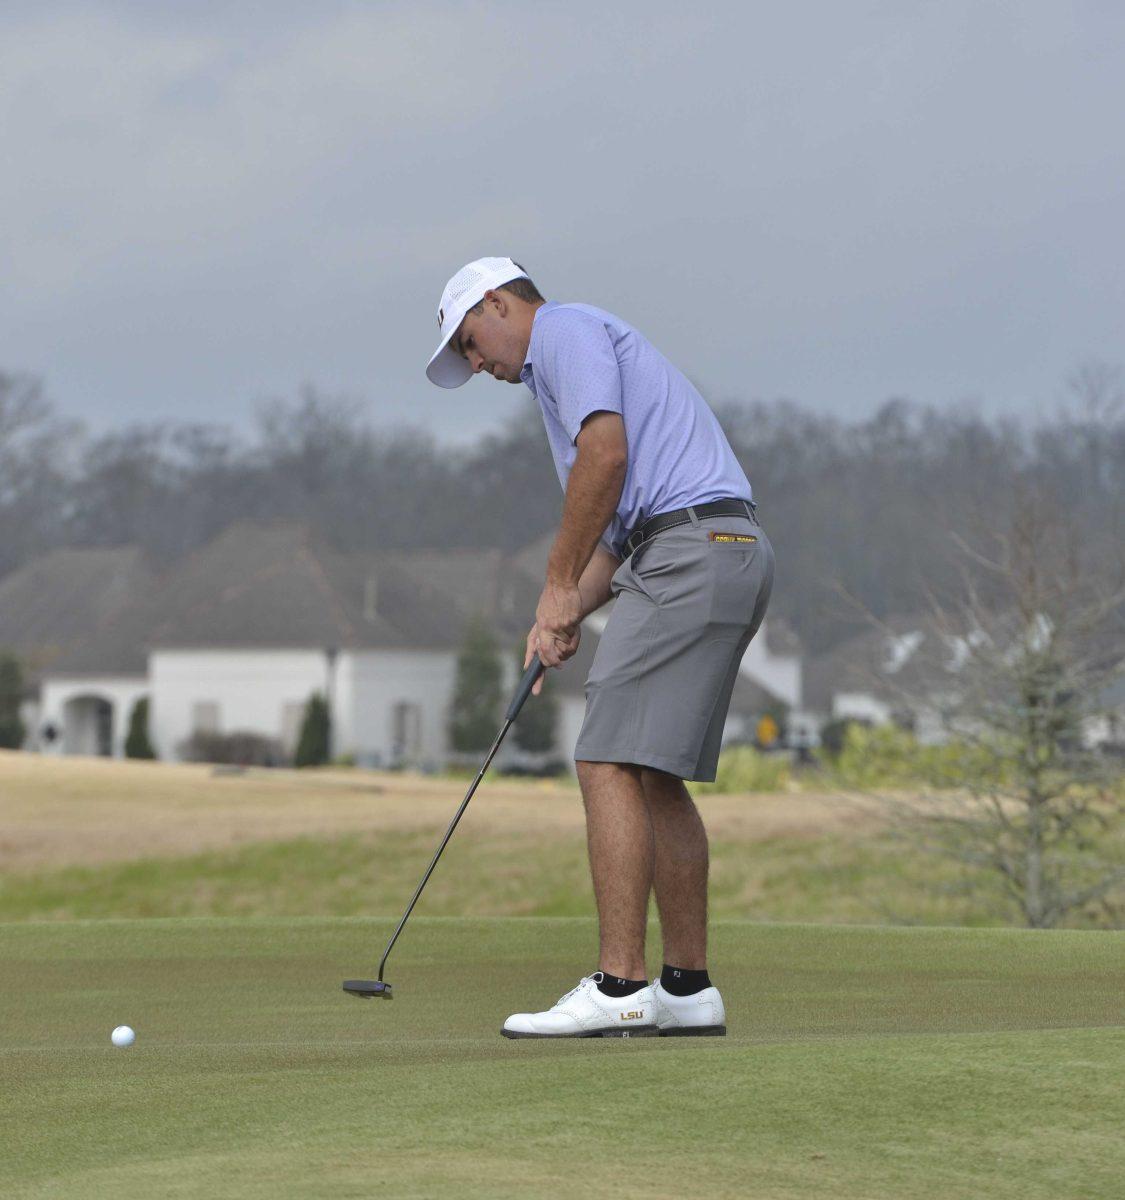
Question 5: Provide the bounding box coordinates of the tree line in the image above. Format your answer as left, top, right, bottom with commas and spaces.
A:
2, 364, 1123, 654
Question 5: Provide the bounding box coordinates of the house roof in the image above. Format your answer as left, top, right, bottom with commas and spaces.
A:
802, 616, 956, 715
0, 546, 155, 680
43, 521, 560, 675
39, 520, 802, 718
47, 522, 480, 673
800, 605, 1125, 717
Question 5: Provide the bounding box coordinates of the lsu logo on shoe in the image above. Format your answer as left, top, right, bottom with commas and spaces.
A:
709, 532, 757, 543
620, 1010, 645, 1021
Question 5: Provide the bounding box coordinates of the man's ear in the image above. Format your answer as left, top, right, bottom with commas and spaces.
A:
484, 288, 508, 317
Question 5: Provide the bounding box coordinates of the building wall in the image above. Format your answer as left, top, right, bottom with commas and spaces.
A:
557, 694, 585, 773
739, 621, 802, 708
340, 649, 459, 769
39, 677, 149, 758
149, 649, 334, 760
341, 649, 541, 770
832, 691, 892, 725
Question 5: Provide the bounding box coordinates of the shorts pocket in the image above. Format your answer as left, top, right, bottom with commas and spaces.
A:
629, 534, 697, 605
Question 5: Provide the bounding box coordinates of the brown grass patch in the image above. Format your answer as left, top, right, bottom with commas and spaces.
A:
0, 750, 872, 873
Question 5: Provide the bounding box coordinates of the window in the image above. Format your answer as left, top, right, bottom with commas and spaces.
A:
192, 701, 220, 735
391, 702, 422, 764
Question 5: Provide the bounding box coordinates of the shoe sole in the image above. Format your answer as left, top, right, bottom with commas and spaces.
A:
659, 1025, 727, 1037
501, 1025, 661, 1039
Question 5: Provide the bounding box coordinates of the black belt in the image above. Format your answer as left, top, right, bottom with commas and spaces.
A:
623, 498, 758, 560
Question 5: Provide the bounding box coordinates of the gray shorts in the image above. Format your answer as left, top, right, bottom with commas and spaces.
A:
574, 513, 774, 781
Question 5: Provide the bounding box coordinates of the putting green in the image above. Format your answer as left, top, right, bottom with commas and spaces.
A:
3, 917, 1123, 1199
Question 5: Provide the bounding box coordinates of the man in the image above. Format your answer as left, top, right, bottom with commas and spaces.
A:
426, 257, 774, 1038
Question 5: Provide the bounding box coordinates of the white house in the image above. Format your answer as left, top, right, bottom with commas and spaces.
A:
0, 546, 155, 754
33, 520, 803, 771
36, 523, 524, 768
802, 612, 1125, 751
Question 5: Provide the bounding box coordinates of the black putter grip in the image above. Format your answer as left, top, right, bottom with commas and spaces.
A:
506, 654, 546, 721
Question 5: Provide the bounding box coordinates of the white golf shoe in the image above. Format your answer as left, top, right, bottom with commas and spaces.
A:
502, 974, 660, 1039
651, 979, 727, 1036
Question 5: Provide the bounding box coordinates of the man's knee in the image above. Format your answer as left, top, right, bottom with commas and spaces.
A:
575, 759, 643, 794
639, 765, 691, 803
576, 758, 641, 774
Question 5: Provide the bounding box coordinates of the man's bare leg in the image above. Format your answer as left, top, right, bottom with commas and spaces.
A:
575, 760, 653, 980
641, 767, 709, 970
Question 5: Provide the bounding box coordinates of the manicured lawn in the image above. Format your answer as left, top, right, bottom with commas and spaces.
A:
3, 917, 1123, 1198
0, 825, 1024, 926
4, 751, 1119, 929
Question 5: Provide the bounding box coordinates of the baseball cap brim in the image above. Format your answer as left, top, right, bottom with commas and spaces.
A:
426, 325, 473, 389
425, 257, 529, 389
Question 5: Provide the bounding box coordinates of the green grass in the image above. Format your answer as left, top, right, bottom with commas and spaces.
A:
2, 917, 1123, 1199
0, 825, 1086, 927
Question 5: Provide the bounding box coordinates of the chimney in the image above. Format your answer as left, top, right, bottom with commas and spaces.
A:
363, 573, 378, 621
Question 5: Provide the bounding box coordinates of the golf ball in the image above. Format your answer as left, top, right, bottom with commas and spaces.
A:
111, 1025, 136, 1048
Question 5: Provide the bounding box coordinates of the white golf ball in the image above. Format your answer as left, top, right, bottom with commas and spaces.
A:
111, 1025, 136, 1048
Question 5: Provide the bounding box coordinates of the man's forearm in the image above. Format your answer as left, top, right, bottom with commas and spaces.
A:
576, 546, 622, 620
546, 446, 626, 590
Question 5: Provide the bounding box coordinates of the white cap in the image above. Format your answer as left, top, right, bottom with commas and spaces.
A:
425, 256, 529, 388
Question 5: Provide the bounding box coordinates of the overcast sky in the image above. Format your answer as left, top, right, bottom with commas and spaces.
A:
1, 1, 1122, 444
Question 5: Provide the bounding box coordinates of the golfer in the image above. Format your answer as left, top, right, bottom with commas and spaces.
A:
426, 257, 774, 1038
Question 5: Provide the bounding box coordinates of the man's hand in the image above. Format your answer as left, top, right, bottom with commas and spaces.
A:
525, 580, 583, 696
533, 580, 583, 668
524, 621, 581, 694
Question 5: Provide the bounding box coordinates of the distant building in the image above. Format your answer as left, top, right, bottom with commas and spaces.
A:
803, 614, 1125, 750
803, 617, 973, 743
14, 521, 803, 770
0, 546, 156, 752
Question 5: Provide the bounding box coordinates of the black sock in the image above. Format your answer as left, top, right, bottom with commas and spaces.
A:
595, 972, 648, 998
660, 965, 712, 996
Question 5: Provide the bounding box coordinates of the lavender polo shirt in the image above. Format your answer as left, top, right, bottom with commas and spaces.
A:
520, 301, 754, 559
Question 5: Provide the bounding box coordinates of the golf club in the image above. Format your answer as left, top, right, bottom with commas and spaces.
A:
343, 652, 546, 999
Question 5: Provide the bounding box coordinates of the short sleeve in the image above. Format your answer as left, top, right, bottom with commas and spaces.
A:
534, 310, 623, 444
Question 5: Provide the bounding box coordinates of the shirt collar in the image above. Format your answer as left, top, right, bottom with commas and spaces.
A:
520, 301, 559, 389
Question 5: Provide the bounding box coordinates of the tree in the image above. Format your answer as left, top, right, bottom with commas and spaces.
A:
449, 617, 503, 754
124, 696, 156, 759
862, 499, 1125, 928
295, 692, 331, 767
0, 652, 25, 749
511, 642, 558, 754
0, 372, 76, 579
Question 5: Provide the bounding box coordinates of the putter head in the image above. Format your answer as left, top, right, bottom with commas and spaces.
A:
343, 979, 393, 999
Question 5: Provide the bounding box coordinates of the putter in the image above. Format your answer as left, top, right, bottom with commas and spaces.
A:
343, 652, 546, 999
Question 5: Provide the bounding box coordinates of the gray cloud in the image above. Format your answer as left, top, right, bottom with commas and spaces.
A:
1, 1, 1121, 442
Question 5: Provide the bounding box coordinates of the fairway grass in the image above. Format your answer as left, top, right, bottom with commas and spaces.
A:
3, 917, 1123, 1199
5, 751, 1121, 929
0, 826, 1024, 927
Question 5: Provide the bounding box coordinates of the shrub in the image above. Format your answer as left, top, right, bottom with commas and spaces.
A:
449, 616, 503, 753
691, 744, 790, 794
826, 722, 1010, 790
179, 730, 285, 767
295, 692, 331, 767
819, 716, 865, 757
498, 757, 571, 778
0, 652, 25, 749
124, 696, 156, 759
